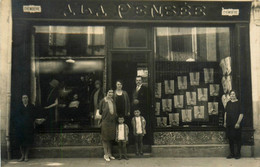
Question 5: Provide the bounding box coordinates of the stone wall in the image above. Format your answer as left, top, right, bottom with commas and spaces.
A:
250, 11, 260, 157
0, 0, 12, 161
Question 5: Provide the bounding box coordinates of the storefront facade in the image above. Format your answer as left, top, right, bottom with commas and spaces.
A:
10, 0, 254, 157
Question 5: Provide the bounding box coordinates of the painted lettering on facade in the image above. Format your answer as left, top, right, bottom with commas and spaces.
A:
64, 4, 107, 17
63, 2, 206, 18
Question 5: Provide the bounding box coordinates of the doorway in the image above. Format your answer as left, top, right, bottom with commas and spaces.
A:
111, 53, 152, 149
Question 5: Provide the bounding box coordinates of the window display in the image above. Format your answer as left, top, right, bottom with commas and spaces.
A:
32, 26, 106, 130
154, 26, 231, 128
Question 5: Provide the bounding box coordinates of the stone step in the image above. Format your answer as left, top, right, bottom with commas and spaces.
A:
151, 144, 253, 157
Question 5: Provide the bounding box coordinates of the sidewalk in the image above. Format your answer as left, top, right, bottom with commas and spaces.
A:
2, 157, 260, 167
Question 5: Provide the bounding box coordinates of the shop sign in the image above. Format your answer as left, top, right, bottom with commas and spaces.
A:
13, 1, 251, 22
221, 8, 239, 16
23, 5, 41, 13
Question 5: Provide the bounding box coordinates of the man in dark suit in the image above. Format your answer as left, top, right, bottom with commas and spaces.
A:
132, 76, 151, 145
132, 76, 148, 114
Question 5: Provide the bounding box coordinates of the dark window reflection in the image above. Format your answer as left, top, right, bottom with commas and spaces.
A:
113, 27, 147, 48
33, 26, 105, 131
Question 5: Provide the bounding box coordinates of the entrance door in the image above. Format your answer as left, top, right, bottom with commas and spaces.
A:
112, 53, 152, 147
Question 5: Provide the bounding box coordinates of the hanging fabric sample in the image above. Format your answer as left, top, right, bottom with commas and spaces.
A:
155, 83, 162, 98
198, 88, 208, 102
174, 95, 184, 108
164, 80, 174, 94
221, 75, 232, 94
208, 102, 218, 115
181, 109, 192, 122
186, 91, 197, 106
194, 106, 205, 119
169, 113, 179, 126
162, 99, 172, 112
155, 102, 160, 116
178, 76, 187, 90
221, 93, 230, 108
219, 56, 232, 75
209, 84, 220, 96
204, 68, 214, 83
189, 72, 200, 86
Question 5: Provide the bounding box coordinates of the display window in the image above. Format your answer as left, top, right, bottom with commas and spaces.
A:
32, 26, 106, 130
154, 27, 231, 128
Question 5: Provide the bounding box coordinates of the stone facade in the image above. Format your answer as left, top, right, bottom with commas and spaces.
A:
0, 0, 12, 161
250, 10, 260, 157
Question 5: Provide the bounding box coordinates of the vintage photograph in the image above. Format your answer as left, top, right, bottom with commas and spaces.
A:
1, 0, 260, 166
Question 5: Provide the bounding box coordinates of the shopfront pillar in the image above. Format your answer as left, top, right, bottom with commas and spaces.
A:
250, 13, 260, 157
0, 0, 13, 160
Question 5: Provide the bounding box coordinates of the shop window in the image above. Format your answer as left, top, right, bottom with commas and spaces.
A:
32, 26, 106, 131
35, 26, 105, 57
113, 27, 147, 48
154, 27, 231, 129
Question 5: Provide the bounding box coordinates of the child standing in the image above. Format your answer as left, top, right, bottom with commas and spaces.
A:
131, 110, 146, 156
116, 117, 129, 160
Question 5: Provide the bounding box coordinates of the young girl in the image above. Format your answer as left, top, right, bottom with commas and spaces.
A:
116, 117, 129, 160
131, 109, 146, 156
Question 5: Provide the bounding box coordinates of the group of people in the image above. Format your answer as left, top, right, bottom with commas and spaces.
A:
96, 76, 149, 161
14, 76, 244, 162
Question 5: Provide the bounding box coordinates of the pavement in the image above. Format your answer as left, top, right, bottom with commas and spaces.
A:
2, 157, 260, 167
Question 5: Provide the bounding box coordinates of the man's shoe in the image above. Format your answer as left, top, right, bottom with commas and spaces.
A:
135, 152, 140, 156
118, 156, 122, 160
24, 158, 29, 162
140, 152, 144, 156
226, 154, 234, 159
235, 154, 241, 159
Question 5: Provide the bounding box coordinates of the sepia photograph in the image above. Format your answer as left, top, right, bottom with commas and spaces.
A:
1, 0, 260, 166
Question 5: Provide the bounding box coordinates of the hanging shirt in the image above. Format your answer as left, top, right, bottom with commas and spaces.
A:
118, 124, 125, 140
